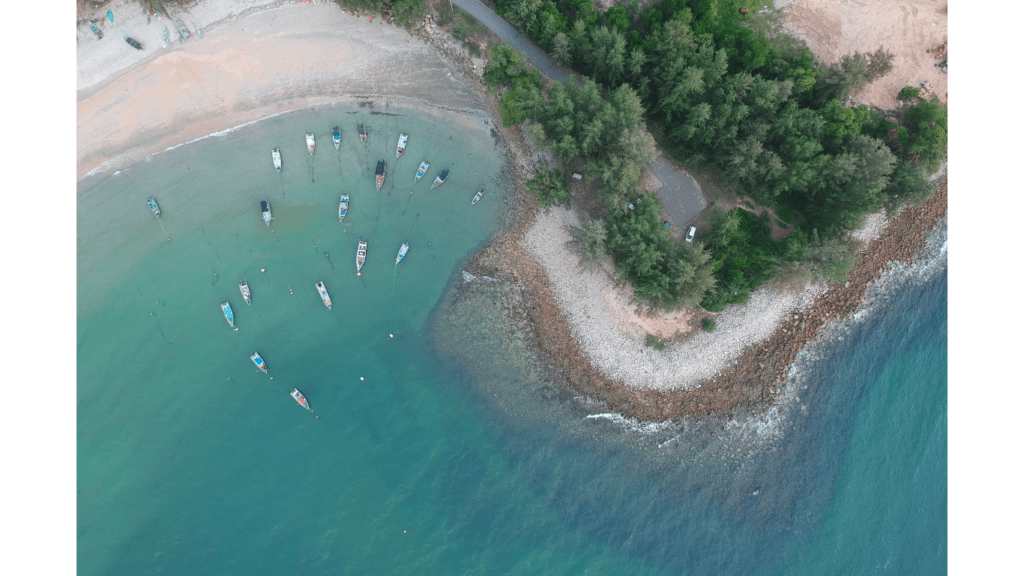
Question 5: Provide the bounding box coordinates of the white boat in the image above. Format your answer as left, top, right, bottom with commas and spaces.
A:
260, 200, 273, 226
471, 190, 484, 205
239, 281, 251, 305
332, 126, 341, 150
356, 239, 367, 275
396, 242, 409, 265
251, 351, 268, 373
306, 132, 315, 155
375, 160, 386, 191
272, 148, 282, 172
221, 301, 237, 330
431, 168, 449, 190
415, 160, 429, 182
338, 193, 349, 222
396, 133, 408, 159
315, 281, 332, 310
290, 388, 311, 411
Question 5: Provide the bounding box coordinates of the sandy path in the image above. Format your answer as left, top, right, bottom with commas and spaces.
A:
781, 0, 948, 109
77, 2, 479, 181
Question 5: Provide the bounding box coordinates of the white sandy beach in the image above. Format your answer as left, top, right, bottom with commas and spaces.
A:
77, 0, 483, 181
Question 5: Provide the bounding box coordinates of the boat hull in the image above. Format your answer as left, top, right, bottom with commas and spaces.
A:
251, 352, 268, 373
472, 190, 484, 205
356, 240, 367, 273
316, 282, 332, 310
272, 149, 282, 172
239, 282, 251, 305
306, 132, 315, 155
431, 169, 450, 189
396, 242, 409, 265
396, 134, 408, 159
333, 126, 341, 150
339, 194, 349, 222
291, 389, 311, 410
222, 302, 235, 328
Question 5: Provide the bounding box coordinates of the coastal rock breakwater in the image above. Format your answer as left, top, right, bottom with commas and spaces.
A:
468, 170, 947, 423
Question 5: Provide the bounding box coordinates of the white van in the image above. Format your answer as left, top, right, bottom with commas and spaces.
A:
685, 226, 696, 242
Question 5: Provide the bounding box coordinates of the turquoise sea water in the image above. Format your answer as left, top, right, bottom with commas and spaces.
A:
78, 104, 946, 575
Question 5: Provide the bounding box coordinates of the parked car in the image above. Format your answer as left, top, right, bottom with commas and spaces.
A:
685, 226, 696, 242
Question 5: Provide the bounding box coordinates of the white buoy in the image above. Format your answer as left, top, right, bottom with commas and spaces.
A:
261, 268, 266, 272
360, 377, 365, 381
389, 334, 394, 338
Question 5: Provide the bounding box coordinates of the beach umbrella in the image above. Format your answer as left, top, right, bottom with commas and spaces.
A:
108, 10, 113, 23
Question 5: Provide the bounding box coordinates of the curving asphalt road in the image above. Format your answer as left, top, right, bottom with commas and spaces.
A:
448, 0, 571, 84
451, 0, 706, 226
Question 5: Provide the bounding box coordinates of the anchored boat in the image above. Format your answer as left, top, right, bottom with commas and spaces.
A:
272, 148, 282, 172
471, 190, 484, 205
221, 301, 237, 330
415, 160, 429, 182
261, 201, 273, 226
306, 132, 315, 155
147, 198, 161, 217
125, 36, 143, 50
338, 193, 349, 222
315, 281, 332, 310
162, 26, 170, 46
358, 124, 367, 144
239, 281, 251, 305
356, 239, 367, 275
396, 242, 409, 265
290, 388, 311, 411
89, 21, 103, 39
396, 134, 408, 159
375, 160, 386, 191
333, 126, 341, 149
251, 351, 268, 373
431, 168, 450, 190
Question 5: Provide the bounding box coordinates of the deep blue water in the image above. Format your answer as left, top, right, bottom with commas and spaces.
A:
78, 106, 947, 575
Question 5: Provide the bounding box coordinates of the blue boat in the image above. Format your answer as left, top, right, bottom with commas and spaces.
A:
396, 242, 409, 265
147, 198, 161, 217
221, 301, 237, 330
338, 193, 349, 222
333, 126, 341, 149
251, 352, 268, 374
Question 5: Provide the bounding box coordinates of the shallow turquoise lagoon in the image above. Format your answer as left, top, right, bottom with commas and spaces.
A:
78, 104, 946, 575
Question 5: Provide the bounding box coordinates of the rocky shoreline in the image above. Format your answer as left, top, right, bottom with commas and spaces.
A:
466, 134, 947, 422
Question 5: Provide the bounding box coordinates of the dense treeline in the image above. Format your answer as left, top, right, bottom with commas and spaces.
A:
487, 0, 945, 311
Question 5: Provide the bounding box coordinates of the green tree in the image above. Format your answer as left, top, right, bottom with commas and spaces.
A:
571, 219, 608, 266
482, 42, 531, 87
526, 164, 571, 206
897, 86, 920, 101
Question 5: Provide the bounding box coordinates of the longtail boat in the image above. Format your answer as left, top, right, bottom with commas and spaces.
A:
431, 168, 450, 190
338, 193, 349, 222
396, 134, 408, 159
306, 132, 315, 155
415, 160, 429, 182
333, 126, 341, 149
356, 239, 367, 275
272, 148, 282, 172
251, 351, 268, 373
221, 301, 237, 330
239, 281, 251, 305
358, 123, 366, 144
125, 36, 143, 50
290, 388, 311, 411
375, 160, 386, 191
261, 201, 273, 226
315, 281, 332, 310
147, 198, 161, 217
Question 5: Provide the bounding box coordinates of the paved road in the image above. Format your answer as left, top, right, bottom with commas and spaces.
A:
650, 157, 706, 227
451, 0, 706, 225
448, 0, 570, 84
